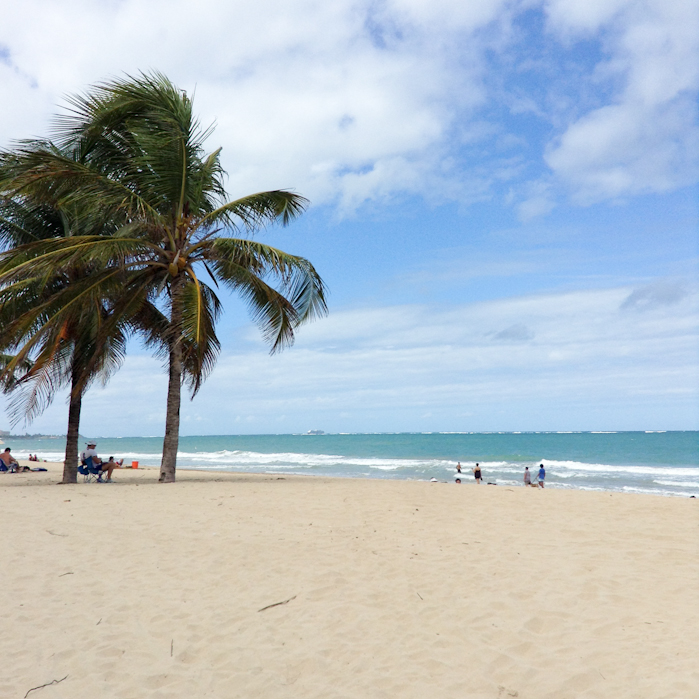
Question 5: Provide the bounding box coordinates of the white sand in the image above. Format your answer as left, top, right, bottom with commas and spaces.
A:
1, 462, 697, 698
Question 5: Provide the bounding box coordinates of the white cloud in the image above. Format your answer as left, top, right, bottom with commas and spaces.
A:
386, 0, 508, 29
194, 281, 698, 430
14, 280, 696, 435
620, 280, 689, 310
492, 322, 535, 341
0, 0, 497, 208
544, 0, 631, 35
0, 1, 695, 213
517, 180, 555, 220
543, 0, 699, 203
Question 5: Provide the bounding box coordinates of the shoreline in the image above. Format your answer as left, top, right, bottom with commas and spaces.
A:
6, 430, 698, 498
3, 460, 696, 498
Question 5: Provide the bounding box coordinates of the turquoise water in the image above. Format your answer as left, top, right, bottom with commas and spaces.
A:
8, 431, 698, 497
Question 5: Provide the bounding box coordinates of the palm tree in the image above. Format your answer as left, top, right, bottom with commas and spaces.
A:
0, 72, 327, 482
0, 194, 157, 482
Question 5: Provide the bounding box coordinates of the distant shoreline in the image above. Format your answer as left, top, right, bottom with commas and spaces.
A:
2, 430, 695, 439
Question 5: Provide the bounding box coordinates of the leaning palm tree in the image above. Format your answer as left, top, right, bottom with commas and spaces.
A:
0, 72, 327, 482
0, 194, 156, 482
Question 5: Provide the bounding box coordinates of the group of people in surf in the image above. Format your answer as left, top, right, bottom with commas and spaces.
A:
453, 461, 546, 487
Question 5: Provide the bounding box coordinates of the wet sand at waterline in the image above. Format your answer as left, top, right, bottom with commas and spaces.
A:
1, 463, 696, 698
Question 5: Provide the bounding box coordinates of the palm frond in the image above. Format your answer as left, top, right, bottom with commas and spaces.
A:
210, 238, 328, 328
0, 352, 34, 391
0, 145, 166, 224
48, 71, 225, 223
0, 235, 164, 284
195, 190, 309, 236
178, 274, 221, 395
5, 361, 66, 426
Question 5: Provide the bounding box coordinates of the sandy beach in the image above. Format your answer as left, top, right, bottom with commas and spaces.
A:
1, 463, 697, 699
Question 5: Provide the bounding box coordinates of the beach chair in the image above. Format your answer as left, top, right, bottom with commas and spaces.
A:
78, 456, 104, 483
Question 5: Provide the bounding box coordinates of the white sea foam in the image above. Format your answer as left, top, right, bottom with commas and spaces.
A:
10, 441, 697, 497
621, 485, 684, 497
541, 459, 699, 477
14, 448, 697, 479
170, 450, 456, 472
13, 450, 65, 462
653, 480, 699, 489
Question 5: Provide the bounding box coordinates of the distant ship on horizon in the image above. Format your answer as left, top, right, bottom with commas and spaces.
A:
305, 430, 325, 436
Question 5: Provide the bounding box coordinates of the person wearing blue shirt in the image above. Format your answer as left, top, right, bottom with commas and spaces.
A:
537, 464, 546, 488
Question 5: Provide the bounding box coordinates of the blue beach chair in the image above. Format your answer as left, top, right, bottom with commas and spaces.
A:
78, 456, 104, 483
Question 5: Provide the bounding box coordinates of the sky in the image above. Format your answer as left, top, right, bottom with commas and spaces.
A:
1, 0, 697, 435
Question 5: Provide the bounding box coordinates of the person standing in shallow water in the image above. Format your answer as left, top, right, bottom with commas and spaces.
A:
456, 462, 462, 474
524, 466, 531, 486
538, 464, 546, 488
473, 463, 482, 484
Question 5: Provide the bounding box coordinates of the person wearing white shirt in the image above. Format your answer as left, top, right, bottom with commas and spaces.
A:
80, 442, 118, 482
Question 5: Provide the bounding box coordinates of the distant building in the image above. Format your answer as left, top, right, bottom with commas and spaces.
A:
0, 430, 9, 437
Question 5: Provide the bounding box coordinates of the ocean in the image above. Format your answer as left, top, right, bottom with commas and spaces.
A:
7, 431, 698, 498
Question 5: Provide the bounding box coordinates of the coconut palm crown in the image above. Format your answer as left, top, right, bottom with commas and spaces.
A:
0, 193, 163, 482
0, 72, 327, 481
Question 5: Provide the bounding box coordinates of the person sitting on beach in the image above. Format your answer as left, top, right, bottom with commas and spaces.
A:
473, 463, 482, 484
524, 466, 531, 486
81, 443, 119, 483
81, 442, 101, 466
106, 456, 123, 471
537, 464, 546, 488
0, 447, 19, 472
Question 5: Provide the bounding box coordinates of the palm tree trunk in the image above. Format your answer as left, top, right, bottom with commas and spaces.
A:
159, 279, 184, 483
62, 367, 82, 484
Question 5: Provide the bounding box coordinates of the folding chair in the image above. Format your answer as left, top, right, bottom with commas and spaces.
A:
78, 456, 104, 483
